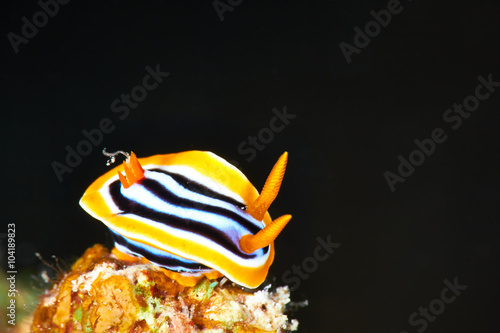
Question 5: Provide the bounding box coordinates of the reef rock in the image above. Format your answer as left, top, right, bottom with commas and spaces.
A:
32, 244, 299, 333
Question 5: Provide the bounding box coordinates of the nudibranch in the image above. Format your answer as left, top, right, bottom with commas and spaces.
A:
79, 150, 291, 289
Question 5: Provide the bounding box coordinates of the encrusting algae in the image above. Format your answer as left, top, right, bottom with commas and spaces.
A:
31, 244, 299, 332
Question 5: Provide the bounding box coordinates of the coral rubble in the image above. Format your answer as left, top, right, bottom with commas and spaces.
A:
31, 244, 299, 332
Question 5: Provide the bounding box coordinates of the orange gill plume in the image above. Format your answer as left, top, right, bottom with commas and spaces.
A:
102, 149, 145, 188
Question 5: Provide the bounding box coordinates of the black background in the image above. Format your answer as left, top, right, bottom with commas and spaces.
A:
2, 1, 500, 332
